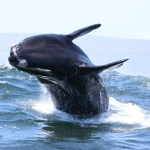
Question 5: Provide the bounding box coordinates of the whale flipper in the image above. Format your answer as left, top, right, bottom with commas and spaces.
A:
79, 59, 128, 75
66, 24, 101, 41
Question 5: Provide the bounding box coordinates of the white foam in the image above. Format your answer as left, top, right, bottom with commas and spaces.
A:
32, 85, 57, 114
99, 97, 150, 128
0, 81, 7, 84
32, 98, 56, 114
0, 63, 13, 69
19, 85, 150, 129
30, 95, 150, 128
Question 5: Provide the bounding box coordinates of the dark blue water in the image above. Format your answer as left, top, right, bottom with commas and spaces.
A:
0, 64, 150, 150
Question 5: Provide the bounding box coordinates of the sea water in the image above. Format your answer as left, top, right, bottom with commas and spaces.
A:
0, 63, 150, 150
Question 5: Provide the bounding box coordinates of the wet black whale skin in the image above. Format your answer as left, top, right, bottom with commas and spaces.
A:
8, 24, 128, 116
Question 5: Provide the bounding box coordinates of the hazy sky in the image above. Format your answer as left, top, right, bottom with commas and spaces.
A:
0, 0, 150, 39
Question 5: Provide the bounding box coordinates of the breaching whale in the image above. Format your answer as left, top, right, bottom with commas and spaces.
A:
8, 24, 128, 116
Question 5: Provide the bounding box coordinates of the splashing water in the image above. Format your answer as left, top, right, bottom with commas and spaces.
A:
100, 97, 150, 127
23, 85, 150, 129
32, 96, 56, 115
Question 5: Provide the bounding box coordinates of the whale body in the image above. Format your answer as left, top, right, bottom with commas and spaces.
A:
8, 24, 128, 116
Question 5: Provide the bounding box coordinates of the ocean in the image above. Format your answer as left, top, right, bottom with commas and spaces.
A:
0, 34, 150, 149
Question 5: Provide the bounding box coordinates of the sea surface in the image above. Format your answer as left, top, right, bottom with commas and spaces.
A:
0, 64, 150, 150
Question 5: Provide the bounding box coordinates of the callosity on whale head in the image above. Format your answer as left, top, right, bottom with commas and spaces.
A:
8, 24, 128, 117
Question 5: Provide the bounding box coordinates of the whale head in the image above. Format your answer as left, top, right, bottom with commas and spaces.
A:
8, 34, 91, 77
8, 24, 128, 78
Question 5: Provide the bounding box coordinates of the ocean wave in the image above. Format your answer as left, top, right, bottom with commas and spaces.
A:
1, 64, 150, 133
14, 84, 150, 133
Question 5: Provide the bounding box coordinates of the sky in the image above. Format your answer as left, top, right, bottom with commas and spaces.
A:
0, 0, 150, 39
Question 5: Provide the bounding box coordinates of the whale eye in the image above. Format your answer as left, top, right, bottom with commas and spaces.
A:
18, 59, 28, 68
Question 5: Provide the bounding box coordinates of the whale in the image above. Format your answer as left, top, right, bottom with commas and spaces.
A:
8, 24, 128, 116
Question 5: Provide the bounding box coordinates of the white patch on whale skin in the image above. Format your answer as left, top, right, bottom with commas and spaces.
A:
11, 44, 28, 68
12, 47, 18, 55
11, 44, 20, 56
18, 59, 28, 68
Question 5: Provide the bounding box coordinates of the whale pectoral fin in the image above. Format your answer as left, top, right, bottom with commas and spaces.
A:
79, 59, 129, 75
66, 24, 101, 41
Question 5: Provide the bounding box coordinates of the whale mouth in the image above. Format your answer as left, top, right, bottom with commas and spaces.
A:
8, 44, 28, 68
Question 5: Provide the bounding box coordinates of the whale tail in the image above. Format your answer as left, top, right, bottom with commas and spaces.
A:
79, 59, 129, 75
66, 24, 101, 41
